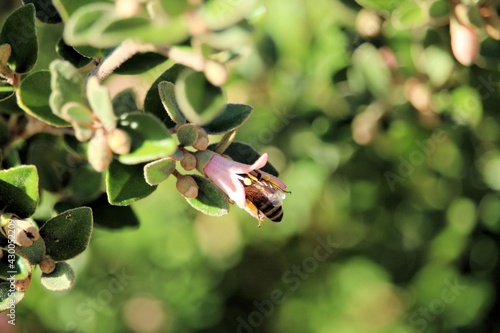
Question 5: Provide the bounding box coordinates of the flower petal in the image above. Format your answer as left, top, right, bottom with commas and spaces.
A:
205, 164, 247, 207
210, 153, 268, 174
247, 153, 268, 171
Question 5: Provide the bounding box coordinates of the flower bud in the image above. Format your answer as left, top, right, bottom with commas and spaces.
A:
115, 0, 141, 17
1, 214, 40, 247
204, 60, 229, 87
18, 221, 40, 246
170, 148, 185, 161
88, 128, 113, 172
181, 151, 197, 171
187, 12, 208, 35
404, 78, 432, 113
352, 102, 383, 145
39, 257, 56, 274
176, 175, 199, 199
107, 128, 131, 155
450, 16, 479, 66
15, 277, 31, 292
177, 123, 199, 147
355, 9, 383, 38
0, 44, 12, 65
192, 129, 209, 150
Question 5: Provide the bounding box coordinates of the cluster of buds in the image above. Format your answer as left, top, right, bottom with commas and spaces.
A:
450, 1, 500, 66
59, 77, 131, 172
0, 214, 41, 292
170, 123, 210, 199
150, 121, 290, 225
88, 126, 131, 172
0, 215, 59, 291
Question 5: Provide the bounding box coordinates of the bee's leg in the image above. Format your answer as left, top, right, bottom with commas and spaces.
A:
257, 212, 266, 228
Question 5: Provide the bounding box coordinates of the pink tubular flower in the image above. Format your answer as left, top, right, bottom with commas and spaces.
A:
195, 150, 287, 222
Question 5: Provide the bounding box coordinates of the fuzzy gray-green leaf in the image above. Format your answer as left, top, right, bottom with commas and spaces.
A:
185, 175, 229, 216
39, 207, 93, 261
40, 261, 75, 291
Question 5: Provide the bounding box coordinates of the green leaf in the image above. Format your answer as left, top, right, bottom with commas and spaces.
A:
106, 160, 157, 206
117, 113, 177, 164
67, 165, 103, 203
0, 4, 38, 73
424, 46, 454, 87
94, 17, 158, 47
39, 207, 93, 261
56, 38, 92, 68
96, 16, 188, 48
0, 94, 23, 115
175, 69, 225, 125
73, 45, 101, 58
201, 103, 253, 134
22, 0, 62, 24
185, 175, 229, 216
351, 43, 391, 98
161, 0, 189, 17
16, 238, 46, 265
144, 63, 185, 129
27, 135, 71, 192
0, 165, 39, 218
86, 77, 116, 131
428, 0, 449, 20
49, 60, 85, 117
466, 4, 485, 28
201, 28, 253, 55
62, 102, 93, 124
112, 88, 139, 117
17, 71, 70, 127
199, 0, 258, 31
354, 0, 400, 13
114, 52, 167, 75
52, 200, 78, 215
143, 158, 176, 185
62, 134, 87, 157
451, 86, 483, 127
53, 0, 112, 22
176, 124, 198, 146
0, 250, 31, 280
479, 38, 500, 67
209, 141, 279, 177
391, 1, 426, 29
63, 3, 114, 46
2, 149, 21, 169
88, 194, 139, 229
40, 261, 75, 291
64, 3, 188, 48
158, 81, 186, 124
0, 282, 25, 312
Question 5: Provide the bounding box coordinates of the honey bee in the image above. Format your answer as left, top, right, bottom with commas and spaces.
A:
238, 170, 288, 226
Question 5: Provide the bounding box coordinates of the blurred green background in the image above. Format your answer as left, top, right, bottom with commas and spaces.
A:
2, 0, 500, 332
